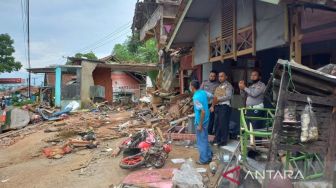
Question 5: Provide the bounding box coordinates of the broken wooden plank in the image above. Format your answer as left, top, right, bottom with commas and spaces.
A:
167, 133, 215, 142
169, 116, 189, 126
286, 93, 336, 107
111, 147, 121, 158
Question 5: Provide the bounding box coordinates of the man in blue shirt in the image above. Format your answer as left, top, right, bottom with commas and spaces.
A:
189, 80, 213, 165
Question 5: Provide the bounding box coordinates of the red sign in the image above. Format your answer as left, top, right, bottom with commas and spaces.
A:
0, 78, 25, 84
222, 166, 241, 185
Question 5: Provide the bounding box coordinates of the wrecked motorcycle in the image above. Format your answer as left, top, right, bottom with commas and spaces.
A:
119, 142, 171, 169
119, 129, 172, 169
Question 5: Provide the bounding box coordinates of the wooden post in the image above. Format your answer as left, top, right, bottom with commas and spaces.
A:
264, 67, 289, 187
252, 0, 256, 56
324, 113, 336, 184
290, 7, 302, 64
180, 69, 184, 94
233, 0, 237, 61
208, 22, 211, 62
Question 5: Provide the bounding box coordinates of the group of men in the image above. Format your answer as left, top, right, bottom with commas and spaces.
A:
189, 69, 265, 164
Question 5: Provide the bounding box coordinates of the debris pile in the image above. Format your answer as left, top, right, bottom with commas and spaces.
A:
42, 127, 100, 159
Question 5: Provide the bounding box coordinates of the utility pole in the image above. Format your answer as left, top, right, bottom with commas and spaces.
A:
27, 0, 31, 98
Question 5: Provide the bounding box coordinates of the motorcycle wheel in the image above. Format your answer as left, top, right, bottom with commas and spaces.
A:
119, 155, 145, 169
149, 153, 166, 169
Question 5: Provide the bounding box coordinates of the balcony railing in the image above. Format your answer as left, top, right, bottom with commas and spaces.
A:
209, 25, 254, 62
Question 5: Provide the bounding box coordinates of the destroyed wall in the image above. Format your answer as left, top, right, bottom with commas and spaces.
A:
93, 67, 113, 102
46, 73, 76, 87
80, 61, 97, 108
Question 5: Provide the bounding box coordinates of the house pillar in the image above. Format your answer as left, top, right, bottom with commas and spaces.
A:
55, 67, 62, 107
289, 7, 302, 64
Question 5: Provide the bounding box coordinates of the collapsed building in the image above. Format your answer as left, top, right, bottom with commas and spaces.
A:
133, 0, 336, 187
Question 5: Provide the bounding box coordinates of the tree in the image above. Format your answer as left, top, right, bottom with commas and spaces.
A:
112, 34, 158, 64
74, 51, 98, 60
0, 34, 22, 73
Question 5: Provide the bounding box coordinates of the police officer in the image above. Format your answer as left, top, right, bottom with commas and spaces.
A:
239, 70, 266, 129
201, 70, 219, 135
211, 72, 233, 146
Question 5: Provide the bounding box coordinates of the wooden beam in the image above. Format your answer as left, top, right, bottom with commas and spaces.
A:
324, 113, 336, 183
290, 7, 303, 64
233, 0, 237, 61
210, 56, 223, 63
264, 69, 289, 187
302, 21, 336, 34
179, 70, 184, 94
208, 22, 211, 62
166, 0, 193, 50
286, 93, 336, 106
252, 0, 256, 56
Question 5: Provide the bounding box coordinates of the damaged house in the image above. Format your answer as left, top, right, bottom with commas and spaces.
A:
28, 57, 158, 109
133, 0, 336, 186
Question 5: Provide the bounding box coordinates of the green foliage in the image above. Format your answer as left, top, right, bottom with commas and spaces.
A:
74, 51, 98, 60
112, 34, 158, 64
113, 44, 133, 62
0, 34, 22, 73
127, 33, 142, 54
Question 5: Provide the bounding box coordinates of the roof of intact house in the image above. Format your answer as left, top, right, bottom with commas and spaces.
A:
68, 56, 160, 72
27, 59, 159, 74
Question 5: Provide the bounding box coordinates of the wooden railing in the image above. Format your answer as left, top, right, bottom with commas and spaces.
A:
209, 25, 254, 62
236, 26, 254, 56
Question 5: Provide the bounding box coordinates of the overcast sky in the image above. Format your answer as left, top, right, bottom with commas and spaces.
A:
0, 0, 136, 83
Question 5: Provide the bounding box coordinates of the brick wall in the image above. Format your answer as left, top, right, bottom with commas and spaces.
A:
46, 73, 76, 87
92, 68, 113, 102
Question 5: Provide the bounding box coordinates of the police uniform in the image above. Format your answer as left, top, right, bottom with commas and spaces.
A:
213, 81, 233, 146
201, 80, 219, 135
201, 80, 219, 95
241, 81, 266, 129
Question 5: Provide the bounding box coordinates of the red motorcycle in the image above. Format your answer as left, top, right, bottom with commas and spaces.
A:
119, 130, 172, 169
